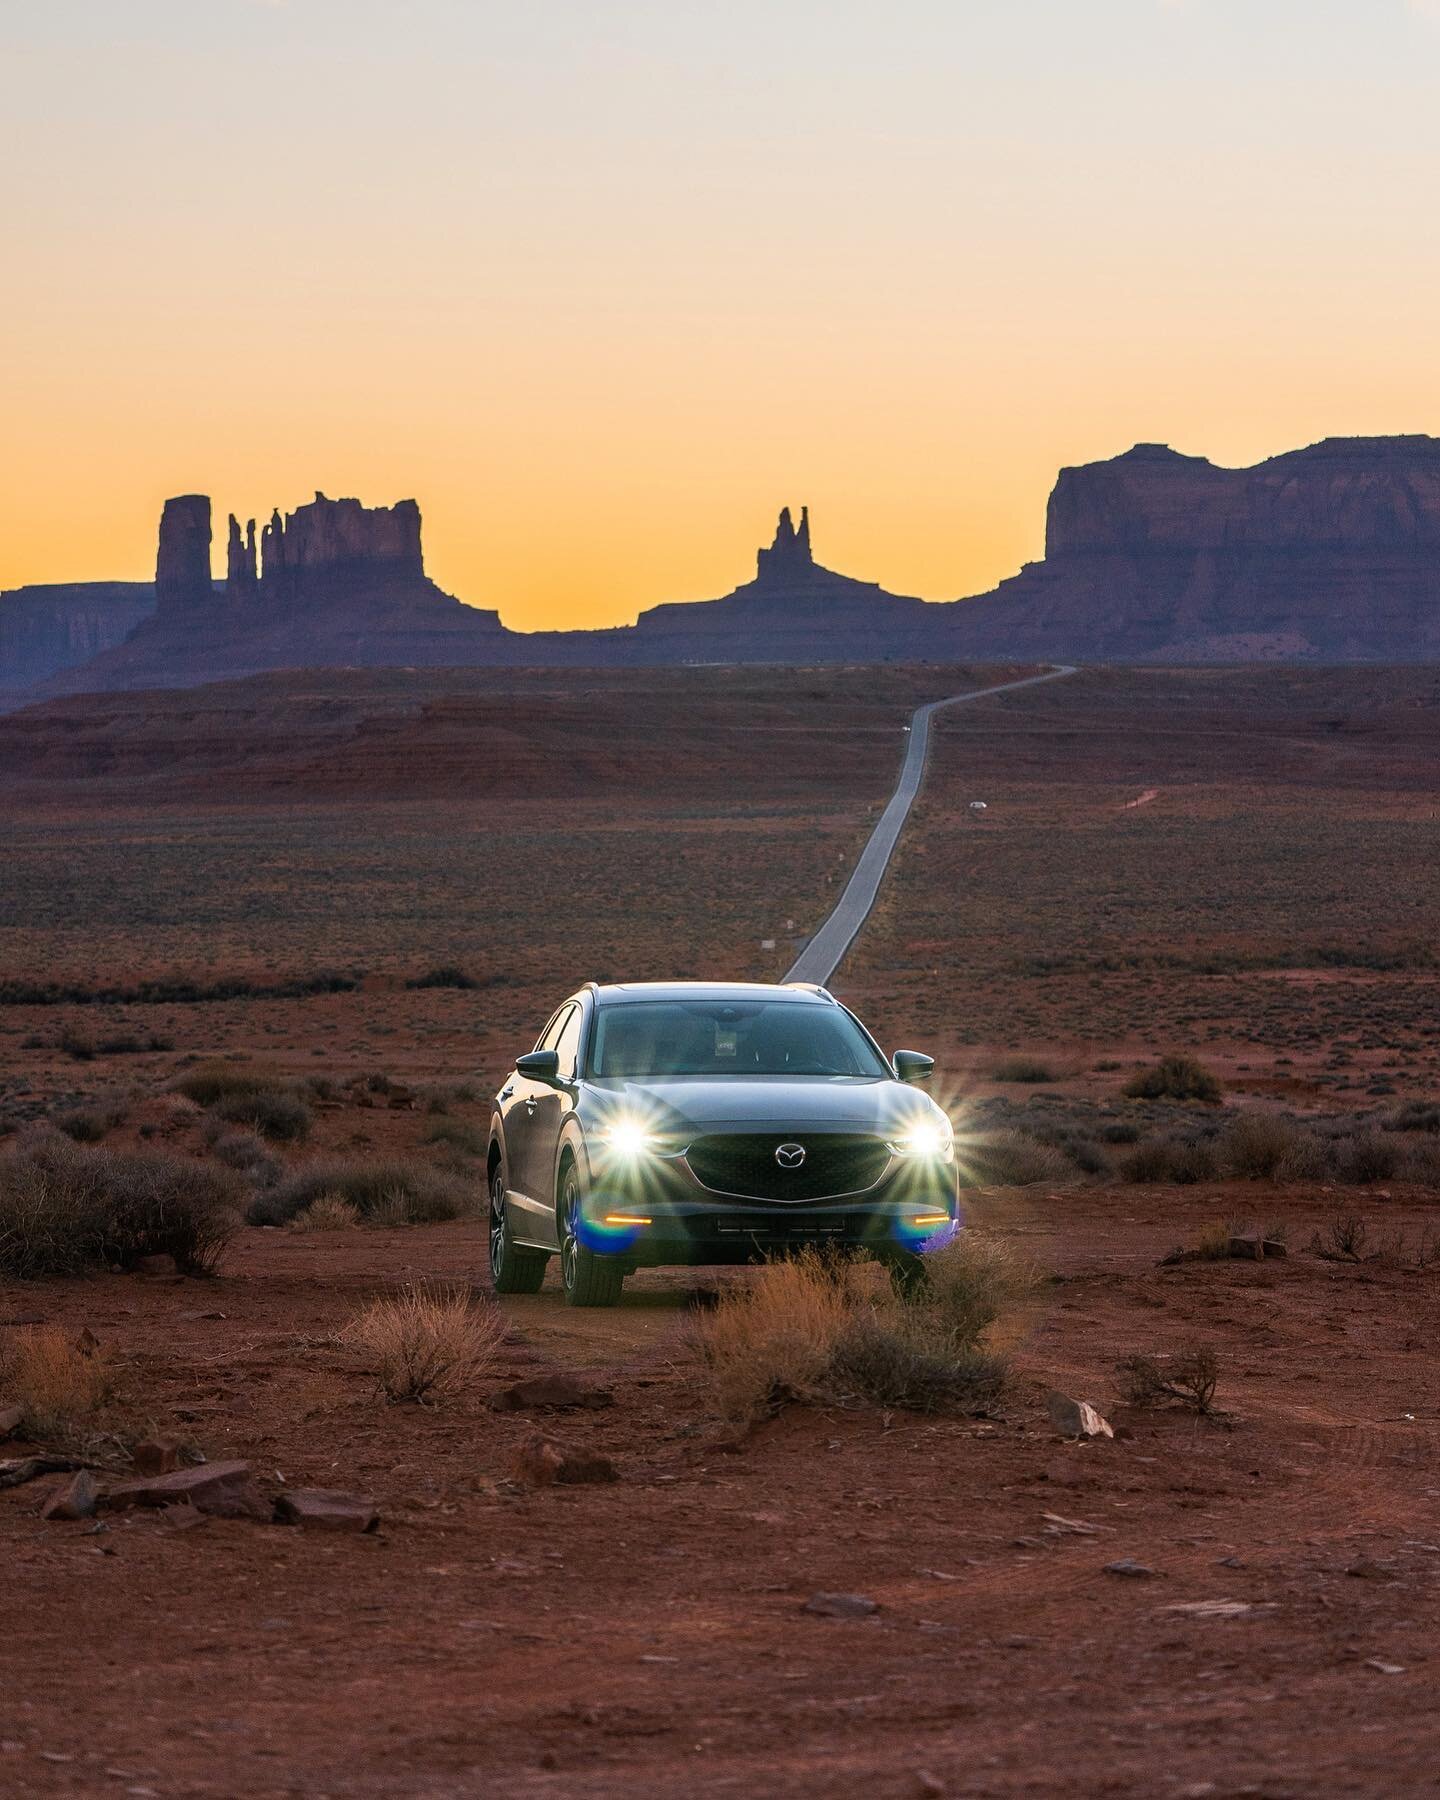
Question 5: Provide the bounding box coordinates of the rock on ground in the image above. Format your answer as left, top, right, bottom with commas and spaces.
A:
273, 1489, 379, 1532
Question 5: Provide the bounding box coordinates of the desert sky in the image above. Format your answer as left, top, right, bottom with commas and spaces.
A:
3, 0, 1439, 629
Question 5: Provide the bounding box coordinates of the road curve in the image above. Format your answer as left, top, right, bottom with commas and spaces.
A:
783, 665, 1078, 988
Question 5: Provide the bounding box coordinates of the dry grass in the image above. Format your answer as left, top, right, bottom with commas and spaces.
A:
1122, 1056, 1224, 1104
344, 1283, 505, 1403
250, 1159, 474, 1228
289, 1194, 361, 1232
960, 1128, 1076, 1189
0, 1326, 113, 1444
990, 1056, 1059, 1085
697, 1237, 1036, 1422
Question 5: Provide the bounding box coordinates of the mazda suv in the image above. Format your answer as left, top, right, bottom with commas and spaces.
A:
486, 981, 957, 1307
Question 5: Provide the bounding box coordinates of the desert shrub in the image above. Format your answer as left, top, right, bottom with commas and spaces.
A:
1398, 1137, 1440, 1187
1116, 1346, 1219, 1414
249, 1158, 474, 1227
919, 1234, 1037, 1351
1273, 1132, 1331, 1183
1221, 1112, 1306, 1180
0, 1137, 242, 1277
1102, 1121, 1141, 1145
289, 1194, 360, 1231
173, 1063, 293, 1107
59, 1026, 96, 1062
1386, 1101, 1440, 1135
344, 1282, 504, 1402
1316, 1213, 1369, 1261
990, 1056, 1058, 1085
51, 1101, 126, 1144
1331, 1129, 1399, 1185
422, 1118, 487, 1157
698, 1237, 1031, 1421
1122, 1134, 1220, 1185
1123, 1056, 1223, 1103
830, 1317, 1006, 1414
696, 1249, 867, 1420
406, 965, 479, 991
0, 1325, 113, 1445
209, 1087, 311, 1143
206, 1128, 281, 1184
962, 1128, 1075, 1188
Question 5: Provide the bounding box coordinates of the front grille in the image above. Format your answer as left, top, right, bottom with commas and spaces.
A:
685, 1133, 890, 1203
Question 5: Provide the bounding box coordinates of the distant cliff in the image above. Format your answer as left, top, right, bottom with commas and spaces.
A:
941, 437, 1440, 661
9, 435, 1440, 699
0, 582, 155, 692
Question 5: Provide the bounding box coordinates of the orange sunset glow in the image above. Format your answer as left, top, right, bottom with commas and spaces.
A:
5, 0, 1440, 629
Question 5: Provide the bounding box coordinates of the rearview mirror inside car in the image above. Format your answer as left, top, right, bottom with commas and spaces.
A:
893, 1050, 934, 1084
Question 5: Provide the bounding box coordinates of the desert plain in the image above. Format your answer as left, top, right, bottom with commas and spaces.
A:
3, 661, 1440, 1797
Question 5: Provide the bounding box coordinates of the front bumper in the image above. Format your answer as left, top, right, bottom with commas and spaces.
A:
584, 1149, 958, 1267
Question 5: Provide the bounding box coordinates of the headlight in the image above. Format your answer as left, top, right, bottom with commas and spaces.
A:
598, 1117, 661, 1158
887, 1117, 954, 1161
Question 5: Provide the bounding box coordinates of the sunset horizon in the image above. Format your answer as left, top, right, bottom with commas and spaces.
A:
6, 0, 1440, 630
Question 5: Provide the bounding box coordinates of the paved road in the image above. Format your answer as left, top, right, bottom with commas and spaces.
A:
783, 665, 1078, 987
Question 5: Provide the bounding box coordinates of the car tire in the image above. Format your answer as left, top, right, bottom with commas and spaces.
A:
489, 1162, 547, 1294
558, 1158, 625, 1308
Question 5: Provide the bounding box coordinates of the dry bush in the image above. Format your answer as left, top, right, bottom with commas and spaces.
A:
0, 1137, 242, 1278
698, 1237, 1032, 1421
696, 1249, 865, 1421
1192, 1219, 1234, 1260
344, 1283, 505, 1403
206, 1127, 282, 1183
1221, 1112, 1306, 1180
0, 1326, 113, 1444
1398, 1137, 1440, 1187
962, 1128, 1075, 1188
918, 1233, 1039, 1351
1317, 1213, 1369, 1261
249, 1159, 474, 1227
990, 1056, 1058, 1085
422, 1118, 487, 1157
1273, 1132, 1331, 1183
1331, 1130, 1399, 1186
209, 1087, 311, 1143
1122, 1133, 1220, 1185
290, 1194, 360, 1232
51, 1101, 127, 1145
1123, 1056, 1223, 1103
1385, 1101, 1440, 1135
173, 1063, 294, 1107
1116, 1346, 1219, 1415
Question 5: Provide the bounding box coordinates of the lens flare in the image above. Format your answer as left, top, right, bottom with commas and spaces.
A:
887, 1117, 955, 1161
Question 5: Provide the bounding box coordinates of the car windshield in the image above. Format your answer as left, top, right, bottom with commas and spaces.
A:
588, 1000, 888, 1079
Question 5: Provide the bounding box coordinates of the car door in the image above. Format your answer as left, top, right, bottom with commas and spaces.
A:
521, 1002, 585, 1246
502, 1006, 570, 1244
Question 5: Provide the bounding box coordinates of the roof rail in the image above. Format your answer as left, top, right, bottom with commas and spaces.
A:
784, 982, 834, 999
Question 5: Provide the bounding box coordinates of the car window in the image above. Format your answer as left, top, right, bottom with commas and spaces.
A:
589, 1000, 888, 1078
553, 1006, 584, 1079
534, 1007, 570, 1054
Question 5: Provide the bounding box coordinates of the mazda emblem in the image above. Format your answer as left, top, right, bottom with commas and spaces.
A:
775, 1142, 806, 1169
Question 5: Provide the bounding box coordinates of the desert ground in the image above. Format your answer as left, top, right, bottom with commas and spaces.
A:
3, 662, 1440, 1798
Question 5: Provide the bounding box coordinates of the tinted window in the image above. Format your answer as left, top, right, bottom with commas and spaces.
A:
534, 1007, 571, 1055
588, 1000, 887, 1079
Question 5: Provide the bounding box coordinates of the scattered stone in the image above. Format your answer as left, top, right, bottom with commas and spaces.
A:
489, 1373, 615, 1413
1046, 1392, 1114, 1440
1363, 1658, 1406, 1675
41, 1469, 99, 1521
914, 1772, 946, 1797
1161, 1599, 1274, 1618
0, 1456, 80, 1491
130, 1438, 181, 1477
1042, 1511, 1107, 1536
274, 1488, 379, 1532
1105, 1558, 1158, 1579
803, 1592, 879, 1620
511, 1434, 619, 1487
1346, 1560, 1397, 1582
178, 1310, 227, 1323
1228, 1234, 1287, 1260
101, 1459, 269, 1520
0, 1405, 23, 1439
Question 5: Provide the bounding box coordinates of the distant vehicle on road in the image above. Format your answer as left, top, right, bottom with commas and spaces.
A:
487, 981, 957, 1306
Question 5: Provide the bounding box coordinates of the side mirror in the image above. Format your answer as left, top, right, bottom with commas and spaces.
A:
893, 1050, 934, 1085
516, 1049, 561, 1083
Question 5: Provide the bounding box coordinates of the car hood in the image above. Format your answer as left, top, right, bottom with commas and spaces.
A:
584, 1075, 939, 1136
